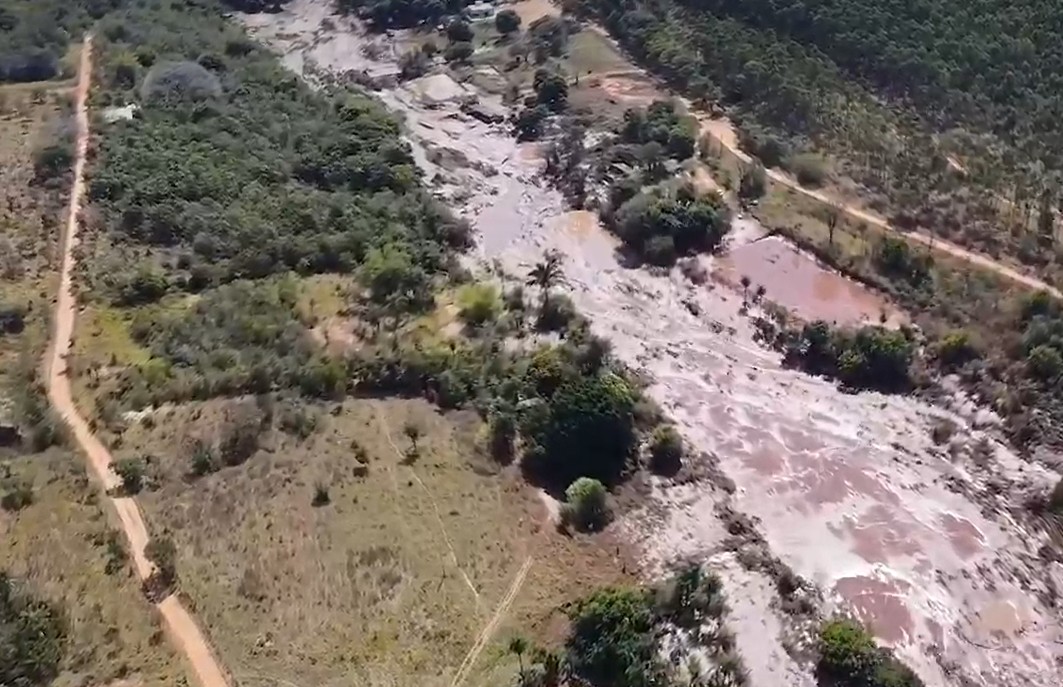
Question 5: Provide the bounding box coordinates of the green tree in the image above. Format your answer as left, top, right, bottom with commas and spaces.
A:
563, 477, 610, 531
522, 372, 637, 486
526, 249, 565, 310
566, 587, 661, 687
495, 9, 521, 36
446, 18, 473, 43
648, 425, 683, 473
508, 636, 529, 682
0, 573, 66, 687
112, 457, 146, 494
443, 41, 474, 63
514, 104, 550, 141
403, 419, 423, 455
738, 162, 767, 200
359, 243, 431, 311
145, 536, 178, 589
533, 67, 568, 112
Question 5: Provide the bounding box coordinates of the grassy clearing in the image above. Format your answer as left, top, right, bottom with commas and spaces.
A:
564, 29, 630, 76
0, 448, 185, 687
115, 396, 634, 687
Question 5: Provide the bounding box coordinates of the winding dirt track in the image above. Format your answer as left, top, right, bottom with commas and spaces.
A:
44, 36, 229, 687
694, 112, 1063, 298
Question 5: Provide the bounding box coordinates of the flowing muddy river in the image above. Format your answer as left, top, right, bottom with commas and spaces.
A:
241, 3, 1063, 686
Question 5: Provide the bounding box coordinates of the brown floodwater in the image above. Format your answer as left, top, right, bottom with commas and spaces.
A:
719, 236, 900, 326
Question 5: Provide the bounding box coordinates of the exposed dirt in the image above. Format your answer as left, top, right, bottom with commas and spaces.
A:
242, 3, 1063, 686
44, 36, 229, 687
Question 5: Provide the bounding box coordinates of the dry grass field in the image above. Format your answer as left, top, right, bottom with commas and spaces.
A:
0, 447, 187, 687
114, 396, 636, 687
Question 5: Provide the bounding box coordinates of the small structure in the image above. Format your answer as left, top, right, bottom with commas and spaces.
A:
467, 2, 497, 19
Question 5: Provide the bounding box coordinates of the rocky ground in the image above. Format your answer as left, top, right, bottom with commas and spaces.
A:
240, 2, 1063, 685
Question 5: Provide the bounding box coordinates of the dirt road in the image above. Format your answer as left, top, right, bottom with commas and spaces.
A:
44, 35, 230, 687
579, 20, 1063, 298
691, 110, 1063, 297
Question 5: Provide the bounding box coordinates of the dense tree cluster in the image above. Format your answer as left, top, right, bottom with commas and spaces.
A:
563, 565, 745, 687
610, 183, 731, 265
782, 321, 914, 392
0, 0, 116, 83
0, 573, 67, 687
336, 0, 467, 29
89, 1, 467, 301
618, 101, 698, 161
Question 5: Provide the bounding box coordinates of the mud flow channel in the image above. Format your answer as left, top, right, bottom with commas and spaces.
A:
241, 3, 1063, 686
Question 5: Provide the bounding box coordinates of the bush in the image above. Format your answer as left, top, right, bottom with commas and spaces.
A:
533, 67, 568, 112
495, 9, 521, 35
0, 572, 67, 687
443, 41, 474, 63
445, 18, 473, 43
140, 61, 222, 103
1026, 344, 1063, 381
935, 329, 980, 369
562, 477, 610, 531
784, 321, 914, 392
144, 536, 178, 588
457, 283, 502, 327
536, 293, 577, 332
790, 152, 829, 187
654, 563, 727, 627
112, 457, 146, 494
648, 425, 683, 473
739, 162, 767, 200
514, 104, 549, 141
818, 618, 923, 687
643, 235, 676, 266
1, 480, 33, 512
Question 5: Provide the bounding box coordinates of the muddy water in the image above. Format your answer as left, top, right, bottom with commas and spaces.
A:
719, 236, 902, 326
242, 3, 1063, 686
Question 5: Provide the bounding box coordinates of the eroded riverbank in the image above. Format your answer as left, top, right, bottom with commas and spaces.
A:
241, 3, 1063, 686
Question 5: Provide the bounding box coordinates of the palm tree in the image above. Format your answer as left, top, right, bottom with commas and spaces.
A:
508, 636, 529, 682
526, 249, 565, 310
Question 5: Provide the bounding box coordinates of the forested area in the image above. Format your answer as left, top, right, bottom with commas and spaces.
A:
572, 0, 1063, 274
0, 0, 125, 83
336, 0, 467, 29
86, 0, 469, 302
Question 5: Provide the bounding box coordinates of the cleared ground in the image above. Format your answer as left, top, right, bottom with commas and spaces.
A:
115, 396, 635, 687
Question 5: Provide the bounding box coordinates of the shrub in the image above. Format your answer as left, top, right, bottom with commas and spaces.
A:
818, 618, 923, 687
457, 283, 502, 327
33, 143, 73, 183
495, 9, 521, 35
643, 235, 676, 266
144, 536, 178, 588
398, 48, 430, 79
1, 480, 33, 512
533, 67, 568, 112
0, 573, 67, 687
359, 243, 431, 310
514, 104, 549, 141
563, 477, 610, 531
444, 41, 474, 63
312, 482, 330, 507
445, 18, 473, 43
1026, 344, 1063, 381
536, 293, 577, 332
140, 61, 222, 103
654, 563, 727, 627
648, 425, 683, 473
487, 409, 517, 461
738, 162, 767, 200
934, 329, 980, 369
112, 457, 146, 494
790, 152, 828, 187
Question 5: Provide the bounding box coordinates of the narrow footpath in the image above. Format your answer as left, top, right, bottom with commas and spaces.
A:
44, 35, 230, 687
